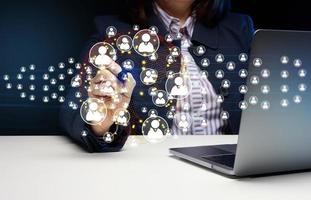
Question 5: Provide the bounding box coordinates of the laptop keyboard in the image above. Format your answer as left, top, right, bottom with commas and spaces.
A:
202, 154, 236, 169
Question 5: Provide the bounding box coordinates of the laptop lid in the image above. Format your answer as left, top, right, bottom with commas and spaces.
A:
234, 30, 311, 176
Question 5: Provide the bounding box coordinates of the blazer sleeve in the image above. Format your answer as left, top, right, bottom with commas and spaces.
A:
59, 24, 131, 153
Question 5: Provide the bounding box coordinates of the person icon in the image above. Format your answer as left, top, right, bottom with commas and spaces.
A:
149, 26, 158, 35
148, 87, 158, 96
216, 54, 224, 63
125, 61, 133, 68
171, 47, 180, 57
86, 102, 104, 123
166, 55, 175, 64
3, 74, 10, 81
201, 58, 210, 67
107, 27, 116, 37
239, 53, 248, 62
167, 111, 174, 119
216, 95, 224, 103
119, 37, 131, 51
215, 70, 224, 79
116, 110, 128, 126
103, 132, 114, 143
280, 85, 289, 93
50, 79, 57, 85
101, 81, 115, 95
149, 53, 158, 61
29, 85, 35, 91
58, 74, 65, 80
293, 95, 302, 104
222, 80, 231, 89
94, 46, 112, 67
176, 32, 183, 39
298, 84, 307, 92
6, 83, 12, 89
298, 69, 307, 77
142, 69, 157, 85
261, 69, 270, 78
261, 101, 270, 110
281, 56, 289, 64
170, 76, 189, 96
249, 96, 258, 105
239, 69, 248, 78
239, 101, 248, 110
75, 92, 82, 98
281, 70, 289, 79
71, 75, 82, 88
141, 107, 148, 113
59, 85, 65, 92
294, 59, 302, 67
201, 103, 207, 111
201, 119, 207, 127
201, 71, 208, 79
165, 34, 173, 42
148, 110, 158, 118
122, 60, 134, 70
138, 33, 155, 53
227, 62, 235, 71
261, 85, 270, 94
133, 25, 139, 31
147, 120, 164, 139
197, 46, 205, 55
43, 85, 49, 91
51, 93, 58, 99
86, 66, 92, 75
20, 92, 26, 98
155, 92, 166, 106
17, 74, 23, 80
20, 66, 26, 73
181, 103, 190, 111
178, 115, 189, 132
67, 68, 74, 75
281, 99, 289, 107
29, 95, 36, 101
220, 111, 229, 120
43, 96, 49, 103
253, 58, 262, 67
250, 76, 259, 85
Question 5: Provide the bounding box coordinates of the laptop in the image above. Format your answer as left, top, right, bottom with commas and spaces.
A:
169, 30, 311, 177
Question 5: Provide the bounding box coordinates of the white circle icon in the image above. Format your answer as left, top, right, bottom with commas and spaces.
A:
80, 98, 107, 125
89, 42, 117, 69
165, 73, 192, 100
140, 68, 158, 85
133, 29, 160, 57
116, 35, 133, 52
152, 90, 168, 107
142, 116, 169, 143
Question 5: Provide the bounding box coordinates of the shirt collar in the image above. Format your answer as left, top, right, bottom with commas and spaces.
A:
153, 2, 195, 37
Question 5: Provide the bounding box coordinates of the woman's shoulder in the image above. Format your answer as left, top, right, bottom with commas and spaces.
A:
219, 12, 254, 32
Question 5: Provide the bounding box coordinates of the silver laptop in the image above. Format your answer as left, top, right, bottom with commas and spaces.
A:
169, 30, 311, 177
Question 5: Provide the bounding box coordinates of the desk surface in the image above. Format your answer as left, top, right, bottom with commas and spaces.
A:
0, 135, 310, 200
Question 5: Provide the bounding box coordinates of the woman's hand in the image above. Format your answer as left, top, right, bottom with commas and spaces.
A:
88, 59, 136, 136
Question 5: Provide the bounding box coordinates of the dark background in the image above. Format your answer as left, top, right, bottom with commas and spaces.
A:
0, 0, 310, 134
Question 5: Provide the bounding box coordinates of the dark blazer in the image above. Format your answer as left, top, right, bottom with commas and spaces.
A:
60, 11, 255, 152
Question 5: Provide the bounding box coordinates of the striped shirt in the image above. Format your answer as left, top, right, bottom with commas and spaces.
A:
154, 3, 224, 135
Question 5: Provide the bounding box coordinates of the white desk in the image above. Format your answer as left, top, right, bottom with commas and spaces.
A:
0, 135, 310, 200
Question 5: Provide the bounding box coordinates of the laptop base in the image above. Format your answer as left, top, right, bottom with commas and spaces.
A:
169, 144, 237, 176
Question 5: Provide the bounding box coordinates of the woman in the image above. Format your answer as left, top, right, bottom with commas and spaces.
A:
60, 0, 254, 152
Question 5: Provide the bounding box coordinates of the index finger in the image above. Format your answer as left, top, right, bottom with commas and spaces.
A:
103, 57, 122, 77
